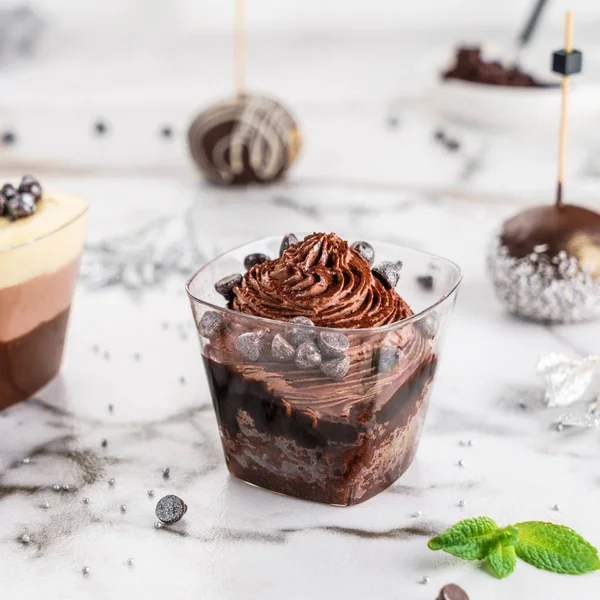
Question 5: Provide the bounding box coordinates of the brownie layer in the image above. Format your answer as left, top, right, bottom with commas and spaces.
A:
0, 308, 71, 410
204, 352, 437, 505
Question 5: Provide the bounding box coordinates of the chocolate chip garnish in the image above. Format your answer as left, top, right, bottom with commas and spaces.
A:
318, 331, 349, 357
18, 175, 42, 202
271, 333, 295, 362
279, 233, 298, 257
244, 253, 270, 270
214, 273, 242, 301
295, 341, 322, 370
1, 183, 17, 200
1, 130, 15, 145
351, 241, 375, 266
7, 193, 36, 219
437, 584, 470, 600
374, 345, 401, 374
287, 316, 316, 346
198, 311, 222, 339
417, 274, 434, 291
372, 261, 402, 289
321, 355, 350, 380
236, 331, 267, 362
155, 495, 187, 525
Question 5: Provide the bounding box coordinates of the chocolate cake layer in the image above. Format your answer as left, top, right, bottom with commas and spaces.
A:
0, 308, 70, 410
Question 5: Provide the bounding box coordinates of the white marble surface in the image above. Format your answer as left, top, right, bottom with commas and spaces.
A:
2, 31, 600, 600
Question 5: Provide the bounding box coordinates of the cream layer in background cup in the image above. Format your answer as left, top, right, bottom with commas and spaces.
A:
0, 189, 88, 409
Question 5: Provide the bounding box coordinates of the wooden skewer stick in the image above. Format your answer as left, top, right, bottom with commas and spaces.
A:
234, 0, 245, 98
556, 11, 573, 208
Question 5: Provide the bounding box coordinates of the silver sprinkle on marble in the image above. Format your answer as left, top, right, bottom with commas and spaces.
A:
82, 566, 90, 575
120, 504, 127, 513
41, 501, 50, 509
458, 500, 465, 507
127, 558, 134, 567
83, 497, 90, 504
457, 460, 465, 467
147, 489, 155, 497
552, 504, 560, 511
487, 235, 600, 323
53, 484, 61, 492
101, 438, 108, 448
419, 576, 430, 585
154, 521, 164, 529
162, 467, 170, 479
108, 478, 115, 486
412, 511, 422, 517
62, 484, 70, 491
22, 457, 32, 464
538, 353, 600, 407
556, 423, 564, 431
20, 534, 30, 544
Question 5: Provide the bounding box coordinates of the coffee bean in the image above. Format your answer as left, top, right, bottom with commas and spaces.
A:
198, 311, 222, 339
318, 331, 349, 357
295, 341, 322, 370
287, 316, 315, 347
244, 253, 270, 270
372, 261, 402, 289
351, 241, 375, 266
320, 355, 350, 380
271, 334, 295, 362
279, 233, 298, 257
214, 273, 242, 301
236, 332, 266, 362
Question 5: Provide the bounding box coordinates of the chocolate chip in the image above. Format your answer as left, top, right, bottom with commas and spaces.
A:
374, 345, 401, 374
155, 494, 187, 525
236, 331, 267, 362
18, 176, 42, 202
1, 183, 17, 200
279, 233, 298, 257
7, 193, 36, 219
372, 261, 402, 289
198, 311, 222, 339
437, 584, 470, 600
244, 253, 270, 270
351, 241, 375, 266
318, 332, 349, 357
417, 274, 434, 291
94, 120, 108, 135
271, 334, 295, 362
1, 130, 15, 145
287, 316, 316, 346
214, 273, 242, 301
320, 355, 350, 380
295, 341, 322, 370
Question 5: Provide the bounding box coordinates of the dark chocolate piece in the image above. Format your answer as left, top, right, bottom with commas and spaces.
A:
198, 311, 222, 339
279, 233, 299, 257
287, 316, 315, 346
294, 341, 322, 370
244, 253, 270, 270
214, 273, 243, 301
372, 261, 402, 290
437, 583, 470, 600
351, 241, 375, 266
417, 275, 434, 291
320, 355, 350, 380
318, 332, 349, 357
271, 334, 295, 362
155, 494, 187, 524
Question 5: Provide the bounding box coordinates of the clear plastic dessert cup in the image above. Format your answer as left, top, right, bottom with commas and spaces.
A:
187, 236, 461, 506
0, 196, 88, 409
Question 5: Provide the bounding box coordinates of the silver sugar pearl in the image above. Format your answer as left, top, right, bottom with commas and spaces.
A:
62, 484, 70, 491
147, 489, 155, 497
162, 467, 170, 479
412, 511, 422, 517
154, 521, 164, 529
108, 478, 115, 486
556, 423, 564, 431
83, 497, 90, 504
457, 460, 465, 467
53, 484, 61, 492
22, 457, 32, 464
82, 566, 90, 575
41, 501, 50, 510
552, 504, 560, 511
120, 504, 127, 513
419, 576, 430, 585
20, 534, 31, 544
127, 558, 134, 567
458, 500, 465, 507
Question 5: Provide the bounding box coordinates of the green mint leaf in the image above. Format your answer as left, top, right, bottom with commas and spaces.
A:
493, 525, 520, 547
428, 517, 498, 560
515, 521, 600, 575
488, 542, 517, 579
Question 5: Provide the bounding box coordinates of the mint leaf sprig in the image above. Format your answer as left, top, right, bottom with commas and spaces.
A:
428, 517, 600, 579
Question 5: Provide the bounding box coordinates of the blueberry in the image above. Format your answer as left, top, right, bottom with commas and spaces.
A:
271, 333, 295, 362
214, 273, 242, 301
1, 183, 17, 200
0, 194, 6, 217
318, 331, 349, 357
373, 345, 402, 374
320, 355, 350, 381
279, 233, 298, 257
287, 316, 315, 346
244, 253, 270, 270
295, 341, 322, 370
198, 311, 222, 339
372, 261, 402, 289
155, 494, 187, 525
416, 275, 434, 291
351, 241, 375, 266
236, 331, 267, 362
18, 175, 42, 202
7, 193, 36, 219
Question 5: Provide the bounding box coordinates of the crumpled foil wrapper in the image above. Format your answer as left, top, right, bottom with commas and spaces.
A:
80, 207, 204, 291
487, 235, 600, 323
537, 352, 600, 407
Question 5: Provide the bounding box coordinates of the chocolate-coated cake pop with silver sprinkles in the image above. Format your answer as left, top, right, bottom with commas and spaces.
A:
155, 494, 187, 525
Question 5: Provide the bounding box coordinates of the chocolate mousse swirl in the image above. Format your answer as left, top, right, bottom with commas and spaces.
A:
231, 233, 412, 328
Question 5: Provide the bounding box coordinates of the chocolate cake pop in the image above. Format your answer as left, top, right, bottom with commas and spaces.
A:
187, 94, 301, 185
487, 12, 600, 323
